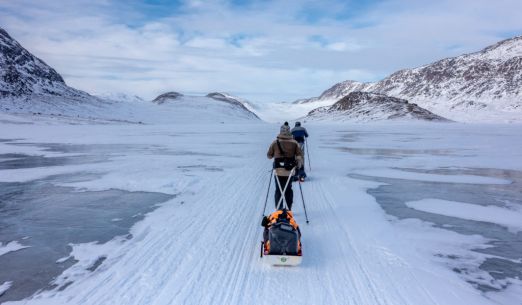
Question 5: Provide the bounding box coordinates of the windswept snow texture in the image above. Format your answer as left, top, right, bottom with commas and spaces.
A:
1, 119, 521, 305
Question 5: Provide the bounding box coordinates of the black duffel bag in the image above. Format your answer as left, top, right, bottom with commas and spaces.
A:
273, 140, 296, 170
273, 157, 296, 170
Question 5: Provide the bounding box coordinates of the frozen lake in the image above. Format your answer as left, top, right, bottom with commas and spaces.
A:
0, 145, 174, 302
0, 121, 521, 305
357, 168, 522, 292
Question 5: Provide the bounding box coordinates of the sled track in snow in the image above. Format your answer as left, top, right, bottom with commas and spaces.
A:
303, 178, 441, 305
57, 165, 464, 305
13, 130, 498, 305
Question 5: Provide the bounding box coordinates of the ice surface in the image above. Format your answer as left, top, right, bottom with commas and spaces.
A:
351, 168, 511, 184
1, 119, 521, 305
406, 198, 522, 233
0, 173, 174, 302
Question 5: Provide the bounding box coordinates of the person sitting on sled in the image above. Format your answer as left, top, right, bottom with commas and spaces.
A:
291, 121, 309, 182
261, 209, 302, 256
267, 123, 303, 210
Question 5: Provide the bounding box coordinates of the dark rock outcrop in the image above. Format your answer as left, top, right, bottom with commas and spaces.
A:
151, 92, 184, 104
0, 27, 66, 98
307, 91, 449, 122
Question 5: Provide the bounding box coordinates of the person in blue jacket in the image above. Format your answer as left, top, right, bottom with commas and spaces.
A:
291, 122, 309, 181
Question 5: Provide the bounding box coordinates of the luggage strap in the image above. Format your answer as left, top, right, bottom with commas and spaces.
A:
276, 140, 286, 156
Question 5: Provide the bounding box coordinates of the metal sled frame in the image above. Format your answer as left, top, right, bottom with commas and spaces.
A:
274, 167, 295, 211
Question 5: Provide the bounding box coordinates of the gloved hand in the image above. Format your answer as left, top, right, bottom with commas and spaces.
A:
261, 216, 269, 227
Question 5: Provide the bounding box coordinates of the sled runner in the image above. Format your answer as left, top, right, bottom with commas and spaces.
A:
262, 251, 302, 266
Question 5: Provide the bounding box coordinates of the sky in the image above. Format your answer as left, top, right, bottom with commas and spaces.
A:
1, 0, 521, 102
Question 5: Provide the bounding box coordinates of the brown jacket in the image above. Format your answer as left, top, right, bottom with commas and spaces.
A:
267, 134, 303, 176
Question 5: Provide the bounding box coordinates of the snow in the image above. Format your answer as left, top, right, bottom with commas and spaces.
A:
405, 198, 522, 233
1, 94, 260, 125
0, 241, 30, 257
2, 26, 522, 304
253, 99, 338, 122
1, 119, 521, 305
0, 282, 12, 297
350, 169, 511, 185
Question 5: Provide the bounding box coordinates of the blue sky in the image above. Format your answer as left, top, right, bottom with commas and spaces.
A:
1, 0, 521, 102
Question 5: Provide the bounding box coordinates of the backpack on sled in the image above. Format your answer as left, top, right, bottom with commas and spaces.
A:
261, 209, 302, 266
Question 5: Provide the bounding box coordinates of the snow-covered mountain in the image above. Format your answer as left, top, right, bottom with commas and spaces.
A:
294, 80, 369, 105
0, 27, 117, 117
296, 36, 522, 122
0, 27, 64, 98
306, 91, 448, 122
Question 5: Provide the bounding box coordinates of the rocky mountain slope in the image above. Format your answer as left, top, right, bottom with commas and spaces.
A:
0, 28, 65, 98
297, 36, 522, 122
306, 91, 448, 122
0, 27, 121, 119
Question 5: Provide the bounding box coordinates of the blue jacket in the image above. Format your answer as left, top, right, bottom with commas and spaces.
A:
291, 126, 309, 143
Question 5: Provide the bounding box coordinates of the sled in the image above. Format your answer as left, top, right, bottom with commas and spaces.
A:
260, 241, 302, 266
259, 167, 305, 267
264, 254, 302, 266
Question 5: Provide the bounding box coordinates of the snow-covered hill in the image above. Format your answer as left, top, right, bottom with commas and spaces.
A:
296, 36, 522, 123
306, 91, 449, 122
147, 92, 260, 123
97, 92, 146, 104
206, 92, 260, 117
0, 28, 260, 124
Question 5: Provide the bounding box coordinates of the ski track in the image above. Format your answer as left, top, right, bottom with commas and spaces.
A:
5, 128, 501, 305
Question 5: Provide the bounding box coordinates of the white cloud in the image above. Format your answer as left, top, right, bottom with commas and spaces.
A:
1, 0, 521, 102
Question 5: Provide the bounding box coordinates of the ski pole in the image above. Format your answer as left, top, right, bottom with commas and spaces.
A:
298, 181, 309, 224
305, 139, 311, 172
262, 169, 273, 216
